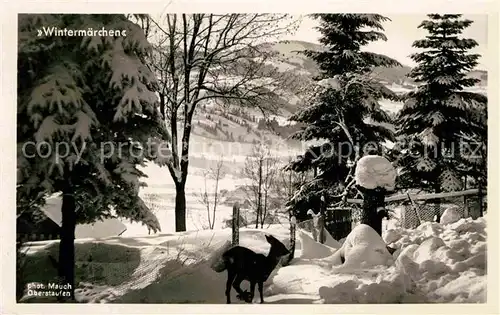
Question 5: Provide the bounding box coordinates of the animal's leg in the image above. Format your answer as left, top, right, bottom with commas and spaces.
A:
248, 281, 256, 303
226, 270, 236, 304
232, 274, 246, 298
258, 282, 264, 303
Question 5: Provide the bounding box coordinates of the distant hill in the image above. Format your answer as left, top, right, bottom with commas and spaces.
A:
190, 39, 487, 149
264, 40, 487, 86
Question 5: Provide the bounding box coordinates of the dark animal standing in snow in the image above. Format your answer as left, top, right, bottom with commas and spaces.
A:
213, 234, 290, 304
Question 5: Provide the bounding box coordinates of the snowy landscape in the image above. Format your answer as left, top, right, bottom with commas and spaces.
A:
15, 13, 488, 307
19, 211, 487, 303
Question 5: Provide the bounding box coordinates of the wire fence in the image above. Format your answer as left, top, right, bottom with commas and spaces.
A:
296, 189, 487, 241
298, 208, 354, 242
394, 192, 486, 229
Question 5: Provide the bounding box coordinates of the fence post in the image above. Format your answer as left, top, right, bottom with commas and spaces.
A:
478, 182, 484, 217
232, 202, 240, 246
283, 215, 296, 266
319, 194, 326, 244
358, 186, 387, 236
407, 193, 423, 226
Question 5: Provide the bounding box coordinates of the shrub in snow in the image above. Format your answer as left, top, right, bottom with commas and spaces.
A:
440, 205, 462, 225
306, 209, 326, 243
354, 155, 397, 191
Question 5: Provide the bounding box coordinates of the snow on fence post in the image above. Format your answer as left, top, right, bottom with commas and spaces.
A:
319, 195, 326, 244
232, 202, 240, 246
407, 192, 423, 226
283, 215, 297, 266
478, 182, 484, 217
354, 155, 396, 236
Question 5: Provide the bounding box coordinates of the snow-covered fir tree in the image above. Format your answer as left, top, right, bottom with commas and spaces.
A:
287, 14, 401, 222
394, 15, 487, 200
17, 14, 169, 300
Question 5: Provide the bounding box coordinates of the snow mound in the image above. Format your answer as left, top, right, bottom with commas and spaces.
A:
323, 232, 342, 250
383, 228, 404, 244
304, 215, 486, 304
354, 155, 396, 190
337, 224, 394, 269
298, 230, 336, 259
19, 214, 487, 304
318, 265, 415, 303
449, 217, 485, 234
441, 205, 462, 225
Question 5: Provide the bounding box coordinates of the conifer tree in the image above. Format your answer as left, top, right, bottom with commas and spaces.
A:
287, 14, 401, 223
395, 15, 487, 219
17, 14, 168, 300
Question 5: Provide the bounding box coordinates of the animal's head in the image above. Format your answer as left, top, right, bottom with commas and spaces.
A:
265, 234, 290, 257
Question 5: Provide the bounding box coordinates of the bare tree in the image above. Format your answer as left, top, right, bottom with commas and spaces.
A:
139, 14, 299, 231
242, 142, 280, 228
276, 156, 312, 209
196, 155, 227, 229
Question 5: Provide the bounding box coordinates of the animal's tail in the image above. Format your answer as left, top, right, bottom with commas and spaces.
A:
211, 256, 228, 273
209, 240, 232, 273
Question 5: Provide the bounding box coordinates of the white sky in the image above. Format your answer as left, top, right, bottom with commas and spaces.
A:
285, 14, 488, 70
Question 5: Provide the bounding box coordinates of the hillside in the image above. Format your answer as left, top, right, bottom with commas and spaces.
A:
190, 39, 487, 150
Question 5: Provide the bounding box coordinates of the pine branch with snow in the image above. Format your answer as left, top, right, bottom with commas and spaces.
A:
395, 14, 487, 192
287, 14, 400, 218
17, 14, 170, 299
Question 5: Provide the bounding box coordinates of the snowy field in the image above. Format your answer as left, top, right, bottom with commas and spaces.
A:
122, 163, 276, 235
19, 210, 487, 304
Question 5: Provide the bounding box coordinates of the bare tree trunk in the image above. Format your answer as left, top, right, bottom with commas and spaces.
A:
175, 183, 187, 232
256, 159, 263, 228
212, 165, 221, 230
232, 203, 240, 246
434, 182, 442, 223
202, 176, 212, 229
261, 189, 268, 229
146, 14, 299, 234
58, 187, 77, 301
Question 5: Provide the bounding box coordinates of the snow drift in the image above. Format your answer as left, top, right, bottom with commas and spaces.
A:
19, 214, 486, 304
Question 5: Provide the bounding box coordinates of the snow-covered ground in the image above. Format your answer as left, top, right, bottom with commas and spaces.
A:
121, 164, 249, 235
20, 211, 487, 304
